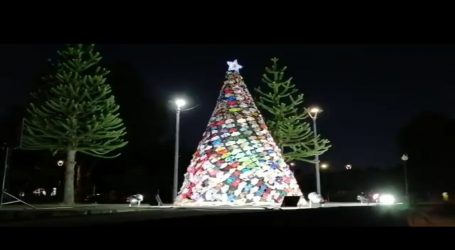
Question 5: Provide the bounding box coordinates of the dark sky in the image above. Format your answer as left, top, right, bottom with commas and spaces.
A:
1, 44, 454, 171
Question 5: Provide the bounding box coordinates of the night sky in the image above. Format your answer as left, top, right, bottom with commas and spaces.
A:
1, 44, 454, 171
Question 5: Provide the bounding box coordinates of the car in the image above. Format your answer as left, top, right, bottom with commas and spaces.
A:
84, 193, 102, 203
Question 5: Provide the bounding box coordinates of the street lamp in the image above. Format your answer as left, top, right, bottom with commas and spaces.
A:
320, 162, 329, 201
308, 106, 323, 195
345, 164, 352, 170
401, 154, 409, 203
173, 98, 186, 203
0, 144, 10, 206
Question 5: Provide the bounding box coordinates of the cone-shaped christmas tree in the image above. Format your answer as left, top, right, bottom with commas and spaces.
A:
175, 60, 305, 206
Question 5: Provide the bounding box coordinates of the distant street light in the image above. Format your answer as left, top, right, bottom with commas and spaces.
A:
175, 99, 186, 109
308, 106, 323, 195
345, 164, 352, 170
172, 98, 199, 203
173, 98, 187, 203
320, 162, 329, 201
401, 154, 409, 203
309, 107, 321, 114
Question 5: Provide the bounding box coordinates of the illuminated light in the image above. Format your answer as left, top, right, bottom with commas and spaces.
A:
379, 194, 396, 205
33, 188, 46, 196
345, 164, 352, 170
175, 98, 187, 108
173, 65, 303, 206
227, 59, 243, 73
321, 163, 328, 169
309, 107, 321, 114
290, 162, 295, 167
127, 194, 144, 207
372, 193, 380, 201
442, 192, 449, 201
308, 192, 323, 204
401, 154, 408, 161
57, 160, 64, 166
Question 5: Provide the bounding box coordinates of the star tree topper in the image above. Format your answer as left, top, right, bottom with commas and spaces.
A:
227, 59, 243, 73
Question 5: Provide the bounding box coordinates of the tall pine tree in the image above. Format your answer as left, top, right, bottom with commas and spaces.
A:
22, 44, 128, 205
255, 57, 330, 163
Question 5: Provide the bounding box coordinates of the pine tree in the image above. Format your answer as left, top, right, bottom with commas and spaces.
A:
22, 44, 128, 205
175, 60, 304, 206
255, 57, 330, 163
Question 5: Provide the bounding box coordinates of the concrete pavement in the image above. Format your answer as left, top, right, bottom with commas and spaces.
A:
0, 202, 408, 226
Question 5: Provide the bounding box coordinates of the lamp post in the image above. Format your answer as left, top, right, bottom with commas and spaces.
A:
1, 144, 10, 206
321, 163, 329, 199
308, 106, 323, 195
173, 98, 186, 203
401, 154, 409, 203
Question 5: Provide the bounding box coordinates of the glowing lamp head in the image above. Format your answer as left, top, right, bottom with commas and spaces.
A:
57, 160, 64, 167
372, 193, 380, 200
175, 98, 187, 108
442, 192, 449, 201
379, 194, 396, 205
321, 163, 328, 169
309, 107, 322, 114
401, 154, 408, 161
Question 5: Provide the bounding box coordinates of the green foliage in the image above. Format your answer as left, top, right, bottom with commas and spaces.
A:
23, 44, 127, 158
255, 57, 330, 163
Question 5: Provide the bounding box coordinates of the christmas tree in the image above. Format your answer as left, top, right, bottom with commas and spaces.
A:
175, 60, 305, 206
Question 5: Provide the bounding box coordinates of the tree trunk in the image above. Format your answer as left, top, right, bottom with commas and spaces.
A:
63, 150, 77, 205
